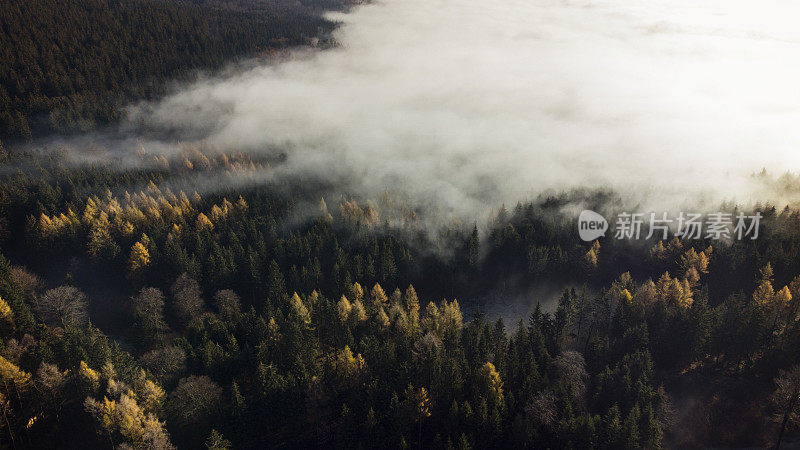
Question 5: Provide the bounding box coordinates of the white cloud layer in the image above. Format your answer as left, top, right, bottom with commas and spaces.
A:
128, 0, 800, 215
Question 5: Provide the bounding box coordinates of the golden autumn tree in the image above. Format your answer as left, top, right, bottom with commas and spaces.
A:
414, 386, 432, 420
632, 279, 658, 306
236, 195, 248, 211
775, 286, 793, 305
754, 263, 776, 306
649, 240, 667, 261
0, 356, 29, 445
0, 355, 31, 389
655, 272, 693, 309
421, 302, 440, 335
375, 307, 390, 328
349, 282, 364, 303
84, 392, 172, 448
38, 213, 55, 239
210, 204, 224, 222
128, 241, 151, 276
332, 346, 367, 387
319, 197, 331, 221
478, 362, 504, 406
86, 211, 119, 260
437, 300, 464, 342
337, 295, 352, 322
267, 317, 281, 345
351, 299, 367, 323
403, 384, 431, 450
584, 240, 600, 270
607, 272, 635, 304
290, 293, 311, 326
679, 248, 710, 285
136, 376, 166, 413
79, 361, 101, 392
167, 223, 181, 241
404, 285, 420, 325
370, 283, 389, 308
391, 288, 403, 307
0, 297, 14, 331
84, 360, 173, 448
195, 212, 213, 232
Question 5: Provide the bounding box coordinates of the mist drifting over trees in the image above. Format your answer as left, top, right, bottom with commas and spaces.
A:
2, 0, 800, 448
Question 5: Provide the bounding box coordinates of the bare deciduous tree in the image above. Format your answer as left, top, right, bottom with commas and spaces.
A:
553, 350, 588, 406
526, 390, 557, 428
166, 375, 222, 429
11, 266, 44, 300
132, 287, 168, 339
35, 285, 88, 327
139, 346, 187, 383
213, 289, 241, 320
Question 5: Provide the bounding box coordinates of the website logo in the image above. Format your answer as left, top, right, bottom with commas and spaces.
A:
578, 210, 608, 242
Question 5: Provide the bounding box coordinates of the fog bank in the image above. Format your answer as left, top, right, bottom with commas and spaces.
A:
127, 0, 800, 215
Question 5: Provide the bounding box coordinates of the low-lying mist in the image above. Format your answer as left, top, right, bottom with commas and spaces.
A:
87, 0, 800, 218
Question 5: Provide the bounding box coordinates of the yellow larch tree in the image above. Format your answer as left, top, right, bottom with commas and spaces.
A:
128, 240, 151, 275
0, 297, 14, 331
195, 212, 213, 231
370, 283, 388, 308
290, 293, 311, 326
337, 295, 352, 322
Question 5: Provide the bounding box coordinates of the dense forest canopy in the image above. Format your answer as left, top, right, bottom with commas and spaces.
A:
3, 0, 800, 448
0, 145, 798, 448
0, 0, 339, 141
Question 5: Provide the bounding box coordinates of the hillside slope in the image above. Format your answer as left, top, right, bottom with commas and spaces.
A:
0, 0, 338, 142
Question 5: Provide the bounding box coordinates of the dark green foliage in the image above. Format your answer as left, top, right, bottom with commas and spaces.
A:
0, 0, 337, 141
1, 151, 800, 447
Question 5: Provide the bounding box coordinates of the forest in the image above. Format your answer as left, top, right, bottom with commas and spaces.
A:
0, 0, 339, 141
4, 0, 800, 448
0, 144, 798, 448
